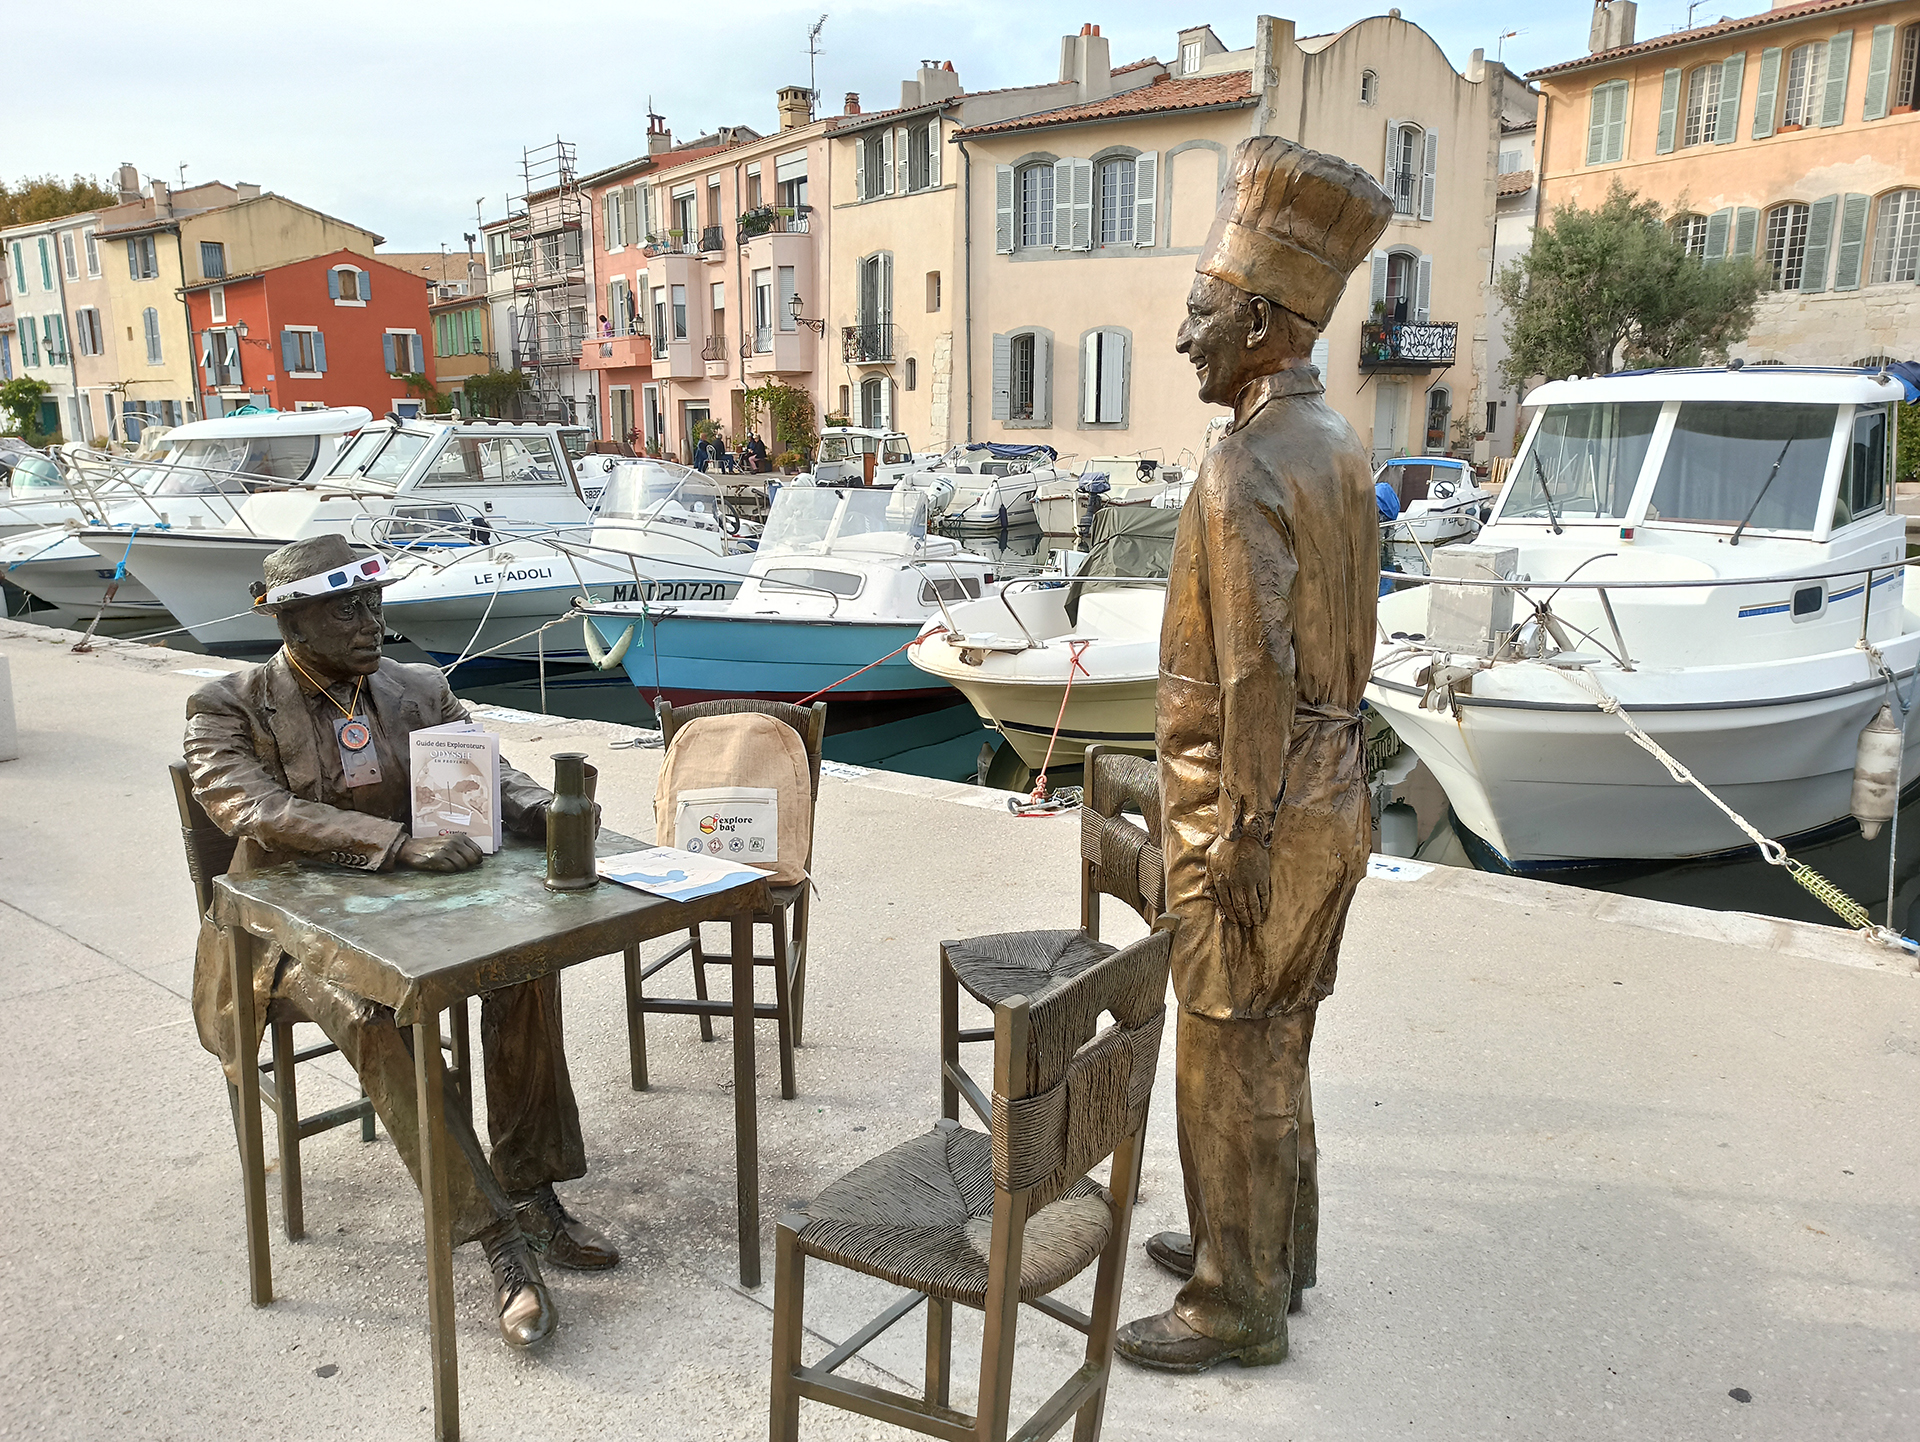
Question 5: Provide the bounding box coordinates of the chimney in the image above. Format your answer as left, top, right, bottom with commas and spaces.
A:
235, 182, 261, 200
1589, 0, 1637, 53
1060, 24, 1113, 102
647, 110, 673, 154
913, 61, 961, 106
149, 179, 171, 217
844, 91, 862, 115
777, 84, 813, 131
115, 163, 141, 203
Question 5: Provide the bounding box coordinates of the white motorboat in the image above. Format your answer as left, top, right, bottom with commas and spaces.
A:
75, 417, 594, 656
0, 408, 370, 621
581, 486, 997, 704
1367, 364, 1920, 873
909, 504, 1177, 776
1031, 455, 1192, 553
1375, 455, 1494, 578
0, 443, 144, 543
802, 427, 931, 487
378, 458, 759, 668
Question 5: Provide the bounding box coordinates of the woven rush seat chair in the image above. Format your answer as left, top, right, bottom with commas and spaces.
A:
626, 697, 826, 1101
168, 761, 473, 1244
940, 746, 1164, 1128
771, 919, 1177, 1442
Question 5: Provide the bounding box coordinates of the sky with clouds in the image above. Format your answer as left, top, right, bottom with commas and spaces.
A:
11, 0, 1758, 250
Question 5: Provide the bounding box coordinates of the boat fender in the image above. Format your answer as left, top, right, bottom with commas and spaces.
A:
1851, 702, 1903, 841
582, 617, 635, 672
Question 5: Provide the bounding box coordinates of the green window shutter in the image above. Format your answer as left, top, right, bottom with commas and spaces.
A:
1604, 82, 1628, 161
1799, 195, 1839, 293
1820, 31, 1853, 126
1715, 53, 1745, 142
1862, 24, 1895, 120
1705, 208, 1733, 261
1656, 69, 1681, 152
1752, 47, 1781, 137
1832, 193, 1871, 289
1731, 206, 1760, 257
1586, 86, 1611, 164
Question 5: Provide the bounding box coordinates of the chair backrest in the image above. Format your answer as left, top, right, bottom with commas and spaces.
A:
656, 697, 828, 805
168, 759, 236, 917
990, 918, 1176, 1218
1079, 745, 1165, 940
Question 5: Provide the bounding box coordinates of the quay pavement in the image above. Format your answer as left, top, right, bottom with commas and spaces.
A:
1, 616, 1916, 1441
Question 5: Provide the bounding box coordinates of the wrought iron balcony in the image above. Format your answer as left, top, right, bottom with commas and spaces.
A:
702, 334, 729, 361
842, 322, 894, 363
736, 206, 812, 243
1360, 320, 1456, 369
699, 226, 725, 254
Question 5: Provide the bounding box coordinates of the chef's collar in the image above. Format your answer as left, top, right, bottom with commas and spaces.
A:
1231, 363, 1322, 432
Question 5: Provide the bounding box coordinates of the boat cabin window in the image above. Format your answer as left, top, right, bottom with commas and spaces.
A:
761, 567, 864, 597
1, 452, 63, 490
155, 435, 320, 494
558, 429, 590, 461
880, 437, 912, 466
1379, 462, 1458, 503
919, 575, 983, 605
598, 463, 721, 522
419, 435, 564, 487
1505, 402, 1659, 522
1646, 402, 1834, 533
817, 434, 874, 463
328, 428, 429, 484
1833, 405, 1890, 530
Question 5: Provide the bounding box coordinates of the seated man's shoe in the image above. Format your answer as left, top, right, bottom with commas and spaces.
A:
1144, 1230, 1309, 1313
482, 1228, 556, 1349
1114, 1309, 1286, 1373
515, 1184, 620, 1271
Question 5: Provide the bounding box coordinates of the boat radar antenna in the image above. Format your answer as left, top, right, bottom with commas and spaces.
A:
806, 14, 828, 117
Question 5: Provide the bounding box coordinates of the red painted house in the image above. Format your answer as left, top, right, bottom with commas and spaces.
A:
181, 249, 435, 419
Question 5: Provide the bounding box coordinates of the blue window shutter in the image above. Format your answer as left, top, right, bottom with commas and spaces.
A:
1656, 69, 1681, 153
1704, 207, 1732, 261
1832, 193, 1871, 290
327, 268, 339, 300
1862, 24, 1895, 121
126, 239, 138, 279
383, 333, 396, 372
1799, 196, 1838, 293
1751, 47, 1781, 138
360, 268, 371, 301
281, 330, 296, 369
313, 332, 327, 373
1714, 53, 1744, 143
1820, 31, 1852, 127
1731, 207, 1760, 257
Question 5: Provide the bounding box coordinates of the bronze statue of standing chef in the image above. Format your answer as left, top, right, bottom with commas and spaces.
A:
1116, 136, 1393, 1373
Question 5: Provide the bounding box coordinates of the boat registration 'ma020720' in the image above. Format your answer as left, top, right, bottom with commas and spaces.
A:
1366, 364, 1920, 872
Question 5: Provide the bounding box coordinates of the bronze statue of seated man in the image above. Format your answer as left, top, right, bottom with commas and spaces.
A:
183, 534, 616, 1350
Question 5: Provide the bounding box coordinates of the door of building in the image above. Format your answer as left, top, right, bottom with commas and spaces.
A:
1372, 381, 1405, 466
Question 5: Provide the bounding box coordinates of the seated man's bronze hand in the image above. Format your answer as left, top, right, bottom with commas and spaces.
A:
399, 834, 486, 872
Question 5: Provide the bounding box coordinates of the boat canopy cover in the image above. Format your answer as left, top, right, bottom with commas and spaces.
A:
1888, 360, 1920, 403
1065, 503, 1180, 624
965, 442, 1057, 461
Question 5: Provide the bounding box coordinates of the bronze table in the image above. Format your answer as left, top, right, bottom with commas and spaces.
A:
211, 833, 773, 1442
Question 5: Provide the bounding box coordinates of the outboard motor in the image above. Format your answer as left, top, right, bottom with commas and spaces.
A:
1076, 472, 1110, 543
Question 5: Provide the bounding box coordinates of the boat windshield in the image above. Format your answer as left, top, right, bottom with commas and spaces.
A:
1504, 402, 1659, 522
326, 428, 430, 483
1646, 402, 1836, 533
598, 462, 722, 522
761, 486, 926, 554
2, 453, 63, 490
817, 434, 873, 462
418, 434, 564, 487
154, 435, 321, 495
1377, 460, 1467, 504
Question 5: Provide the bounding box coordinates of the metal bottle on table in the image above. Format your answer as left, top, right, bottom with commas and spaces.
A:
545, 752, 598, 890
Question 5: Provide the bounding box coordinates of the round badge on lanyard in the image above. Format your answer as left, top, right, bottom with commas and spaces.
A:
339, 719, 373, 752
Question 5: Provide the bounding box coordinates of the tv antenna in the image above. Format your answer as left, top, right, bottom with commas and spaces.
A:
806, 14, 828, 115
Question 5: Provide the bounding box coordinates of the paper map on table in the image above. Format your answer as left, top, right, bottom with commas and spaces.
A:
597, 846, 763, 902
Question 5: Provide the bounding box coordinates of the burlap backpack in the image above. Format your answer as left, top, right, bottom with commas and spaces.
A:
654, 712, 813, 887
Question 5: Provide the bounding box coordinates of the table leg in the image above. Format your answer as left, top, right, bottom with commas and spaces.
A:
414, 1013, 460, 1442
730, 911, 760, 1289
228, 925, 272, 1306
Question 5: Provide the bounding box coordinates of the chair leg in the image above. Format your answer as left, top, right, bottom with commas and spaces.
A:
924, 1297, 954, 1409
1071, 1129, 1145, 1442
770, 1215, 806, 1442
790, 889, 810, 1046
624, 942, 650, 1091
270, 1019, 305, 1242
976, 1190, 1027, 1442
690, 925, 716, 1043
769, 906, 797, 1102
939, 951, 960, 1123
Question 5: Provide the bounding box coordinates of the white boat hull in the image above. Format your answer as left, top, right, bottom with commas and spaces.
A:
0, 536, 168, 618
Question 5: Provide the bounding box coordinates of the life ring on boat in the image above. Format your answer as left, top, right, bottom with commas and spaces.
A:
582, 617, 635, 671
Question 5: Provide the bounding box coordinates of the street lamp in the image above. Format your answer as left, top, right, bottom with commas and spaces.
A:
787, 291, 826, 336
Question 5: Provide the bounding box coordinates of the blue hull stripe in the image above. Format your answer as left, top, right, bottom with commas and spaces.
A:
1739, 571, 1900, 618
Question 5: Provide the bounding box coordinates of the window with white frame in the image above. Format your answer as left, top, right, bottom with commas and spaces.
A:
1897, 24, 1920, 112
604, 189, 627, 250
992, 329, 1051, 424
331, 265, 368, 303
1585, 80, 1629, 164
652, 286, 668, 357
210, 285, 226, 322
74, 308, 104, 357
1080, 328, 1129, 426
127, 235, 159, 280
200, 241, 227, 279
1009, 333, 1037, 419
907, 122, 935, 192
1764, 202, 1811, 289
1782, 42, 1828, 127
1018, 164, 1055, 248
752, 270, 772, 351
1181, 40, 1202, 74
1673, 213, 1709, 258
1097, 158, 1136, 245
142, 307, 162, 364
282, 328, 325, 373
83, 228, 98, 277
1387, 123, 1422, 215
1384, 251, 1420, 320
1681, 64, 1723, 147
671, 284, 687, 339
1361, 69, 1378, 104
608, 277, 630, 336
383, 330, 422, 374
1868, 189, 1920, 285
202, 327, 243, 387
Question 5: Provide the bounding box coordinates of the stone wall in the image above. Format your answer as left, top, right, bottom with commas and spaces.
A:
1734, 287, 1917, 367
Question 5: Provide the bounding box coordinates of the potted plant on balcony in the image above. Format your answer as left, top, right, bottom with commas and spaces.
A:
739, 205, 777, 239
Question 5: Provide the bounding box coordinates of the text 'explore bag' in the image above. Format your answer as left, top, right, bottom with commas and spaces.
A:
654, 713, 812, 888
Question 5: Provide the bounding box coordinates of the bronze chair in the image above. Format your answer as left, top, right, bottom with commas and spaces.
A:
940, 746, 1164, 1128
626, 697, 827, 1101
771, 919, 1176, 1442
168, 761, 472, 1242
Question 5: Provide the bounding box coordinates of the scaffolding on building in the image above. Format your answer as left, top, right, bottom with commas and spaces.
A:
509, 137, 588, 426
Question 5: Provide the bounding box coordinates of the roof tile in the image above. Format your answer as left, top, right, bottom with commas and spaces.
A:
953, 71, 1255, 138
1528, 0, 1873, 79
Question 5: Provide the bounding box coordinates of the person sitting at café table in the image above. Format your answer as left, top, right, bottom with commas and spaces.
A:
182, 535, 617, 1352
